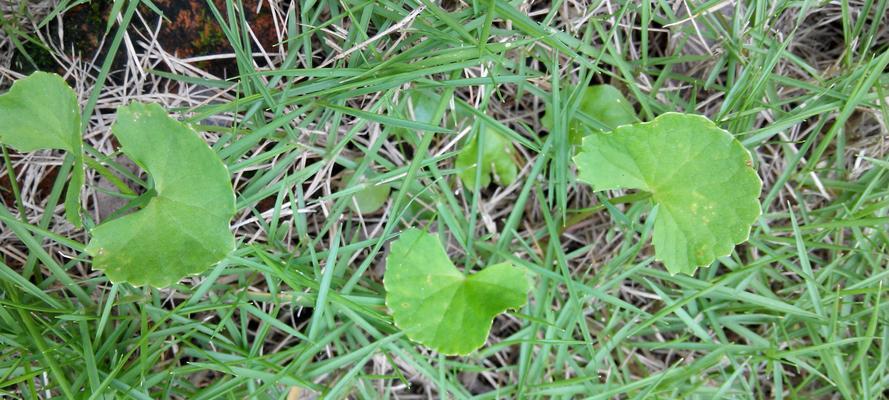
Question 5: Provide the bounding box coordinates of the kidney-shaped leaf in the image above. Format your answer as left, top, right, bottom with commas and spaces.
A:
543, 84, 638, 145
581, 84, 637, 126
384, 228, 530, 355
86, 103, 236, 287
0, 72, 84, 224
455, 127, 518, 188
341, 170, 390, 215
574, 112, 762, 275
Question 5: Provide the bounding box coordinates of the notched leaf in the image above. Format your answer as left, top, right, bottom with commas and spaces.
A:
574, 112, 762, 275
86, 103, 236, 287
384, 228, 530, 355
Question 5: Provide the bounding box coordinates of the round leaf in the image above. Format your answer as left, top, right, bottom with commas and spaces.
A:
341, 170, 390, 214
407, 89, 439, 124
574, 112, 762, 275
578, 84, 638, 129
542, 84, 638, 145
86, 103, 236, 287
455, 127, 518, 188
384, 228, 530, 355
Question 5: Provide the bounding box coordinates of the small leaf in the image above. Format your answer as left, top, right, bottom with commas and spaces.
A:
455, 127, 518, 188
86, 103, 236, 287
543, 84, 638, 144
384, 228, 530, 355
407, 89, 439, 124
0, 72, 84, 225
341, 170, 390, 214
574, 112, 762, 275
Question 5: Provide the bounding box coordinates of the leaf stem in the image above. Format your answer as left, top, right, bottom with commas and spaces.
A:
82, 155, 136, 196
1, 145, 27, 222
561, 191, 652, 235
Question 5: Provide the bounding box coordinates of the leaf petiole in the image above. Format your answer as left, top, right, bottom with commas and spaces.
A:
558, 191, 653, 237
82, 154, 136, 196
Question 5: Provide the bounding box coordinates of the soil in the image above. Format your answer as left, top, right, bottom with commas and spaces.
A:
14, 0, 280, 78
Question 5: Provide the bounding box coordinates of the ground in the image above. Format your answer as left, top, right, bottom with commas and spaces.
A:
1, 0, 889, 398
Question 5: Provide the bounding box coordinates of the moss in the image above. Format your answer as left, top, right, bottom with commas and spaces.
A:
2, 3, 57, 73
10, 40, 57, 74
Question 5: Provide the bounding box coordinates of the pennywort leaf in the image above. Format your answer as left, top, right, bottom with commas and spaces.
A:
384, 228, 530, 355
0, 72, 81, 152
407, 89, 440, 124
543, 84, 638, 145
574, 112, 762, 275
0, 72, 84, 225
341, 170, 390, 215
455, 127, 518, 188
85, 103, 236, 287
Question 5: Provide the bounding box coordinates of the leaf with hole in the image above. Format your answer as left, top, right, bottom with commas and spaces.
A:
384, 228, 530, 355
455, 127, 518, 188
85, 103, 236, 287
573, 112, 762, 275
543, 84, 638, 145
0, 72, 84, 225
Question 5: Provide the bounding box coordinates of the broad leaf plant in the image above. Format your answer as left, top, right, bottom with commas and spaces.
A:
1, 74, 762, 356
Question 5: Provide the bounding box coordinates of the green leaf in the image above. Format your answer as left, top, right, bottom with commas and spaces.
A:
85, 103, 236, 287
407, 89, 439, 124
341, 170, 390, 214
384, 228, 530, 355
0, 72, 84, 225
543, 84, 638, 144
574, 113, 762, 275
455, 127, 518, 188
0, 72, 81, 152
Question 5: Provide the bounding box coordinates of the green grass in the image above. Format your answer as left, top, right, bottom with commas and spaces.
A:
1, 0, 889, 398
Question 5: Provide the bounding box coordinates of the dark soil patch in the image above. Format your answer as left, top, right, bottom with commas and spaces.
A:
14, 0, 280, 79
